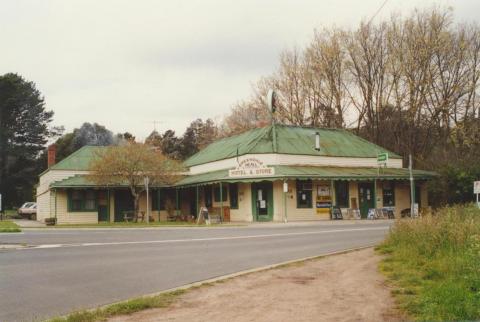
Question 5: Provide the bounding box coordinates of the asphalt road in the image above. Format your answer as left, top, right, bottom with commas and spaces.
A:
0, 221, 392, 322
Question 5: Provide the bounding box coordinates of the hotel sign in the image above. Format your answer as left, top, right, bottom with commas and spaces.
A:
229, 158, 275, 178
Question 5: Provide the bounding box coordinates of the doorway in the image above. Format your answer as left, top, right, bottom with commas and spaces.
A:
358, 182, 374, 218
251, 182, 273, 222
114, 190, 134, 222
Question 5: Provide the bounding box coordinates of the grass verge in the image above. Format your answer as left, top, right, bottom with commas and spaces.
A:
0, 220, 21, 233
48, 289, 185, 322
376, 204, 480, 321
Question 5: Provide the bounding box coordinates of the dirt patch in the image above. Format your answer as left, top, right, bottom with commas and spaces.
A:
109, 248, 402, 322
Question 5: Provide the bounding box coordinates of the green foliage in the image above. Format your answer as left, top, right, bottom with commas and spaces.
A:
378, 205, 480, 321
0, 221, 21, 232
428, 163, 480, 206
0, 73, 56, 208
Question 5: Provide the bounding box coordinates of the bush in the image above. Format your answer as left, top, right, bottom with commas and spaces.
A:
378, 204, 480, 321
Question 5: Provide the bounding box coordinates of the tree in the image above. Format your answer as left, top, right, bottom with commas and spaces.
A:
161, 130, 181, 160
48, 122, 116, 165
0, 73, 56, 207
88, 143, 183, 218
145, 130, 162, 148
179, 118, 218, 159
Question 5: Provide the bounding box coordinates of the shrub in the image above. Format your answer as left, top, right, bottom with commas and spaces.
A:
378, 204, 480, 321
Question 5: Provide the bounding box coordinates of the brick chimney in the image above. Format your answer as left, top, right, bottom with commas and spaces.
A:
47, 144, 56, 168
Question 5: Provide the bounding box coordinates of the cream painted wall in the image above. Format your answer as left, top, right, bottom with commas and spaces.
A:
189, 153, 403, 174
273, 179, 332, 221
230, 183, 253, 222
51, 190, 98, 224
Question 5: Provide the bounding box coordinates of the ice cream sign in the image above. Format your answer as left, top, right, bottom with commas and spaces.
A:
229, 158, 275, 178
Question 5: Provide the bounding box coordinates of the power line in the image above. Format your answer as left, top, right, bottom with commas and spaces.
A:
368, 0, 389, 25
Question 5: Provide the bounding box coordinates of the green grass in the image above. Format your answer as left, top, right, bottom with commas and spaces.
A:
48, 289, 185, 322
0, 220, 21, 232
377, 204, 480, 321
2, 209, 18, 219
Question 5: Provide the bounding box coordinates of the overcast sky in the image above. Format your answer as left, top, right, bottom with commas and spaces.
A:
2, 0, 479, 140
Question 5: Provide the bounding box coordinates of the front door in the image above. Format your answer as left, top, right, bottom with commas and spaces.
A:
114, 190, 134, 222
358, 182, 374, 219
251, 182, 273, 222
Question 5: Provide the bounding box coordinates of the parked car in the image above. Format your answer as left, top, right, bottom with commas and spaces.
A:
17, 202, 37, 220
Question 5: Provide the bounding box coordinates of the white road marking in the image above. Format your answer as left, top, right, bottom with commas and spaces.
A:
21, 226, 389, 250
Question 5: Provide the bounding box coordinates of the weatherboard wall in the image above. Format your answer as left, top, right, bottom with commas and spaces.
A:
54, 191, 98, 224
189, 153, 403, 175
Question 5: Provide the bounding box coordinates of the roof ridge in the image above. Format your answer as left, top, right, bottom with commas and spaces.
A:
243, 125, 272, 155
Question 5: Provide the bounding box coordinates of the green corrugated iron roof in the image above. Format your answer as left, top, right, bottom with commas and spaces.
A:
176, 166, 437, 187
184, 125, 402, 167
50, 175, 101, 188
50, 166, 436, 188
50, 146, 106, 171
50, 175, 168, 188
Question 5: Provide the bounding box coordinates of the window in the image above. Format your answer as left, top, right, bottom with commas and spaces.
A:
152, 189, 166, 211
296, 180, 312, 208
70, 190, 83, 211
68, 190, 97, 212
84, 190, 96, 210
335, 181, 349, 208
214, 184, 227, 202
382, 182, 395, 207
229, 183, 239, 209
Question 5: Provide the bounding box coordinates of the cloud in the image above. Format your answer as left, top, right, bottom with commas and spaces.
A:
1, 0, 477, 141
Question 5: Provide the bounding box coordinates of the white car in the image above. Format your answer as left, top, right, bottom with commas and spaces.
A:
17, 202, 37, 220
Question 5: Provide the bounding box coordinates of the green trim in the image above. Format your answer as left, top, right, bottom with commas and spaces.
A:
296, 179, 313, 209
67, 189, 98, 212
54, 189, 57, 219
213, 184, 227, 202
220, 182, 224, 222
196, 186, 199, 218
335, 181, 350, 208
382, 181, 395, 207
251, 182, 274, 222
175, 188, 179, 216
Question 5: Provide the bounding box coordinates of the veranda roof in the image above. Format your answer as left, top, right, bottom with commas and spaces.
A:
50, 166, 436, 189
175, 166, 437, 187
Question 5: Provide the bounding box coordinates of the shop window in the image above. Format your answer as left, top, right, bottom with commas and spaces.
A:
205, 186, 213, 207
68, 190, 97, 212
335, 181, 349, 208
229, 183, 239, 209
152, 189, 166, 211
382, 182, 395, 207
214, 184, 227, 202
296, 180, 312, 208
